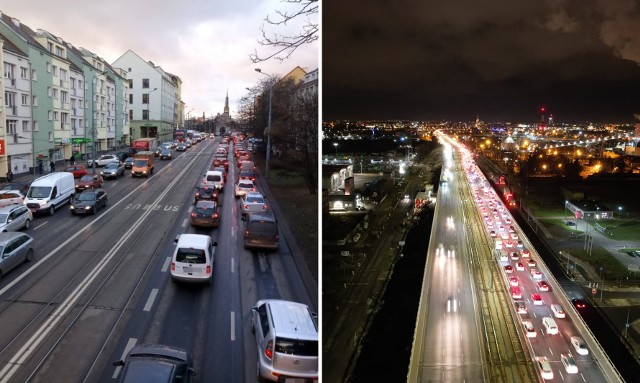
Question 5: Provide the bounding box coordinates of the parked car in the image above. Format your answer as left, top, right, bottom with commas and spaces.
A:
87, 154, 120, 167
112, 344, 195, 383
1, 182, 31, 195
64, 165, 88, 178
235, 179, 255, 198
190, 200, 220, 228
101, 161, 125, 179
0, 190, 25, 207
240, 192, 267, 216
70, 189, 108, 215
0, 232, 34, 281
0, 205, 32, 231
75, 174, 104, 192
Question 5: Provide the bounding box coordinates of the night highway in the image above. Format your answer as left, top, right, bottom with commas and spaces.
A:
0, 137, 314, 382
409, 135, 620, 382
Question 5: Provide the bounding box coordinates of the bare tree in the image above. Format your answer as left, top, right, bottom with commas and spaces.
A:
250, 0, 318, 63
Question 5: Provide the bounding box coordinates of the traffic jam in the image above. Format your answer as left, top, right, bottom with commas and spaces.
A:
446, 137, 592, 381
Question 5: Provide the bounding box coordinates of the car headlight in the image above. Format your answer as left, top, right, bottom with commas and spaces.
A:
84, 206, 91, 210
70, 205, 75, 209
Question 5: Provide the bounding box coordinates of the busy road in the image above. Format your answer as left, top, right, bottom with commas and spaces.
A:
409, 135, 621, 382
0, 135, 315, 382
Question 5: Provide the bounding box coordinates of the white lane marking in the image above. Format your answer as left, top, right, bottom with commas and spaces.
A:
143, 289, 158, 312
231, 258, 235, 273
230, 311, 236, 341
231, 226, 236, 238
181, 218, 188, 227
0, 156, 196, 382
33, 222, 48, 230
161, 256, 172, 272
112, 338, 138, 379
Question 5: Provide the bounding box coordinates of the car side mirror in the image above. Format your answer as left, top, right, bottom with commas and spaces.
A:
112, 360, 124, 367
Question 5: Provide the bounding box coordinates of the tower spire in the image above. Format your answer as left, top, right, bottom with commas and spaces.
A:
224, 90, 229, 115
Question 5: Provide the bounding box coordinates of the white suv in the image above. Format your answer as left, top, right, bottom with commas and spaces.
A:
251, 299, 318, 382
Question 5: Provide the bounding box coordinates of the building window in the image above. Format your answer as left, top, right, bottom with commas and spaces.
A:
21, 94, 28, 105
32, 95, 38, 107
7, 120, 16, 134
33, 121, 39, 132
129, 109, 133, 120
129, 94, 133, 104
4, 62, 15, 78
5, 92, 15, 107
128, 79, 133, 88
22, 120, 30, 132
143, 110, 149, 120
142, 78, 149, 88
60, 68, 67, 81
31, 69, 37, 81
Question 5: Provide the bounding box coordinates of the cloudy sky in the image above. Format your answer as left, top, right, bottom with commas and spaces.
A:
324, 0, 640, 123
1, 0, 317, 119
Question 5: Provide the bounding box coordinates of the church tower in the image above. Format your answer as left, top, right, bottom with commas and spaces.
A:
224, 90, 229, 115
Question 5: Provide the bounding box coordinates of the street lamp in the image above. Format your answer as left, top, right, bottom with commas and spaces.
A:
145, 88, 158, 138
255, 68, 273, 179
333, 142, 338, 157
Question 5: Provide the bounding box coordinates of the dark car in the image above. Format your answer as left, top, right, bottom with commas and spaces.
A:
190, 200, 220, 228
0, 182, 31, 195
70, 189, 108, 215
238, 169, 256, 182
194, 184, 219, 204
160, 147, 173, 160
75, 174, 104, 192
572, 298, 588, 309
124, 157, 135, 169
113, 344, 195, 383
101, 161, 125, 179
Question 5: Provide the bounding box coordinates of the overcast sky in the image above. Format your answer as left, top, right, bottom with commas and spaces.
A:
323, 0, 640, 123
1, 1, 317, 119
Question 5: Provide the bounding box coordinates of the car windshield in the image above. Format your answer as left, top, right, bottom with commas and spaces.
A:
80, 175, 94, 181
246, 196, 263, 203
78, 193, 97, 201
105, 163, 118, 169
27, 186, 51, 198
248, 221, 277, 235
239, 182, 253, 188
133, 159, 147, 167
206, 175, 221, 182
195, 205, 215, 214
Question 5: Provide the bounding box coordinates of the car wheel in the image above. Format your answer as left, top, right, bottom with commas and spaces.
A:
24, 219, 31, 230
25, 249, 33, 262
49, 205, 55, 216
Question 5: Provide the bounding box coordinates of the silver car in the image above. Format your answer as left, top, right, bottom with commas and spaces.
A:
0, 205, 33, 232
240, 192, 268, 216
0, 232, 34, 281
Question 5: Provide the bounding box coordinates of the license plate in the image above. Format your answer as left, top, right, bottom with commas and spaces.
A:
284, 379, 307, 383
182, 267, 193, 273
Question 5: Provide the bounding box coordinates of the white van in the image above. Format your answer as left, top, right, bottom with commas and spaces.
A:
542, 316, 559, 335
204, 170, 225, 191
170, 234, 216, 284
25, 172, 75, 215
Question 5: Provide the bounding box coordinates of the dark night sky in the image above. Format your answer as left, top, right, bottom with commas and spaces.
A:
323, 0, 640, 122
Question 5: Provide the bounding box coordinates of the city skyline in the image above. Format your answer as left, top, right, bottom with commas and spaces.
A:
323, 0, 640, 123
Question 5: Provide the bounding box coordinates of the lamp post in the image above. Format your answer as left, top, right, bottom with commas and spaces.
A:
255, 68, 273, 179
145, 87, 158, 138
333, 142, 338, 157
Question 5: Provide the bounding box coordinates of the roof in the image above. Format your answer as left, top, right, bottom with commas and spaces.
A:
261, 299, 317, 339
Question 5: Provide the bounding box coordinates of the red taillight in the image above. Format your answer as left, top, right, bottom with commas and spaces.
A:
245, 230, 250, 238
243, 204, 248, 209
195, 193, 200, 198
191, 212, 196, 217
206, 265, 211, 274
213, 213, 218, 219
171, 262, 175, 271
264, 340, 273, 360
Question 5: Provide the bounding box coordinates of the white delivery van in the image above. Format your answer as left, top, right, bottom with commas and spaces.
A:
25, 172, 75, 215
170, 234, 216, 284
204, 170, 225, 191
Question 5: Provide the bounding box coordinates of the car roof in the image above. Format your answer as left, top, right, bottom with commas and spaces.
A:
0, 190, 24, 195
0, 231, 31, 242
257, 299, 317, 339
195, 200, 216, 208
0, 204, 26, 213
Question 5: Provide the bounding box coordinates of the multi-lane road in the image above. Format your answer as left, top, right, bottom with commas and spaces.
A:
0, 136, 315, 382
409, 136, 621, 382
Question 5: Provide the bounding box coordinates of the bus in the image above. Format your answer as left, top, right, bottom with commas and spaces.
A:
174, 129, 187, 143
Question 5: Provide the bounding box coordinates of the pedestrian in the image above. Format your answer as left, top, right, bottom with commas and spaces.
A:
38, 161, 44, 175
6, 170, 13, 182
69, 154, 75, 165
50, 160, 55, 173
